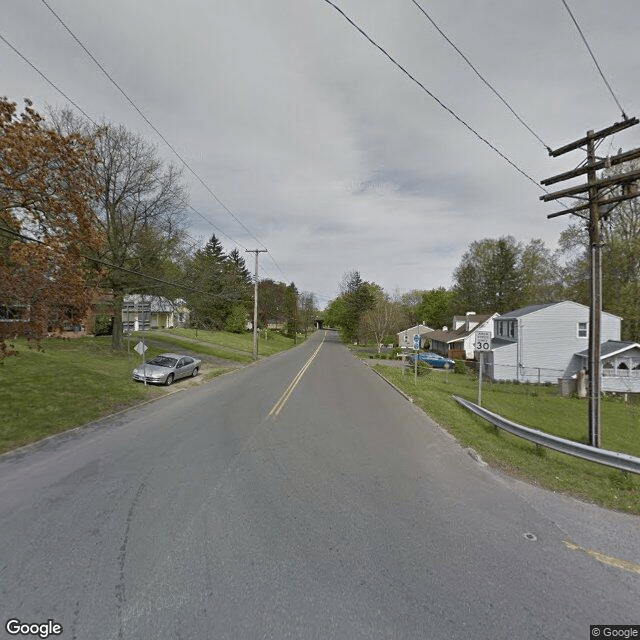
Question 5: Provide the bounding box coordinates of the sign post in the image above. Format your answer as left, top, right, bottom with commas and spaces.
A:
413, 334, 420, 384
475, 331, 491, 406
134, 340, 148, 386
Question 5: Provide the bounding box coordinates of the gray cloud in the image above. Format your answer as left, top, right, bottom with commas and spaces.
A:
4, 0, 639, 305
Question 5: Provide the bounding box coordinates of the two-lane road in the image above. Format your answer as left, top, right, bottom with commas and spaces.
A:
1, 330, 638, 638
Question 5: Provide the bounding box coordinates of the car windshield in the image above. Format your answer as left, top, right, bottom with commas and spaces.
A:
146, 356, 177, 368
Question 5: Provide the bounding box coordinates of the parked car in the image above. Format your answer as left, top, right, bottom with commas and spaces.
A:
132, 353, 201, 385
406, 351, 456, 369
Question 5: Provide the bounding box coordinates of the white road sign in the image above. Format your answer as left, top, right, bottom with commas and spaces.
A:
413, 334, 420, 349
134, 341, 148, 356
475, 331, 491, 351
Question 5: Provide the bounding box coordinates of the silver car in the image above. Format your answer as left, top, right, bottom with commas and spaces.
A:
132, 353, 201, 385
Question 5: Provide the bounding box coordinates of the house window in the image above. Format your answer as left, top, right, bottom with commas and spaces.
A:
577, 322, 588, 338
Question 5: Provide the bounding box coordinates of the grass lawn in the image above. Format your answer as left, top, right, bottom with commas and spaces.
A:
0, 336, 231, 454
143, 327, 303, 361
374, 363, 640, 514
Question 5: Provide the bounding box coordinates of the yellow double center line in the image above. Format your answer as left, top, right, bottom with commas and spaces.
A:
564, 539, 640, 574
268, 333, 326, 419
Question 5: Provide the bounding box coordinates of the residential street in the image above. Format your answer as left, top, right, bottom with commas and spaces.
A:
0, 330, 638, 639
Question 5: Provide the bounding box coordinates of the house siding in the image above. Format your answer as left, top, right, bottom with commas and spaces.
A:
491, 301, 621, 383
397, 325, 433, 348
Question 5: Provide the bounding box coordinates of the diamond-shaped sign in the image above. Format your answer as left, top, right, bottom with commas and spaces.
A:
134, 341, 148, 356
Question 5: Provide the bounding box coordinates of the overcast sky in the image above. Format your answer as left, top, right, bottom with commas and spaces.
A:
4, 1, 640, 307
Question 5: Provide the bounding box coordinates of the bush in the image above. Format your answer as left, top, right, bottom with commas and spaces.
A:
454, 359, 467, 375
225, 305, 249, 334
415, 360, 431, 376
93, 314, 113, 336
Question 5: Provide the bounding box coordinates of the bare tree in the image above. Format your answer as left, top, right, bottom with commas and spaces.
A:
359, 288, 404, 352
51, 110, 189, 348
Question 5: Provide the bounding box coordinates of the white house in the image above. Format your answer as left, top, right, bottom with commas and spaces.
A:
427, 312, 498, 360
573, 340, 640, 393
122, 295, 190, 331
397, 324, 434, 349
486, 301, 621, 383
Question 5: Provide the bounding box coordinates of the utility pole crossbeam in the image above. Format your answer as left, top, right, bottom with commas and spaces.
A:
541, 119, 640, 448
246, 249, 267, 360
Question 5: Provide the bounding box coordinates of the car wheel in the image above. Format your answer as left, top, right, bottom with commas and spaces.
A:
165, 374, 174, 386
191, 367, 199, 378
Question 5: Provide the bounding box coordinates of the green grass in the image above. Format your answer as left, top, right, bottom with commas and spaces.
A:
0, 329, 304, 454
134, 331, 253, 363
374, 364, 640, 514
0, 336, 233, 454
145, 327, 302, 360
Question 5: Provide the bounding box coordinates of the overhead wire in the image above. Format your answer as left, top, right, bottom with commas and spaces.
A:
1, 32, 273, 280
321, 0, 546, 194
2, 30, 249, 253
0, 32, 98, 126
0, 224, 248, 302
409, 0, 552, 153
39, 0, 289, 283
560, 0, 628, 120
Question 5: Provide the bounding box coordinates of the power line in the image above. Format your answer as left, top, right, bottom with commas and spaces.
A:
321, 0, 544, 193
409, 0, 551, 152
39, 0, 281, 264
0, 32, 97, 126
1, 31, 252, 254
4, 17, 289, 284
560, 0, 628, 120
0, 225, 246, 302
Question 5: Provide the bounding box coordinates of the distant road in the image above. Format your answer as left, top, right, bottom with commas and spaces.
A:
1, 329, 638, 639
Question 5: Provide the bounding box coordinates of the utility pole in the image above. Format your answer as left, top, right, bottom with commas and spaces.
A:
246, 249, 267, 360
541, 117, 640, 447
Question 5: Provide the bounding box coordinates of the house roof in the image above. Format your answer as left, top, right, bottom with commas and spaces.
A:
452, 313, 492, 324
576, 340, 640, 359
498, 302, 557, 318
426, 328, 469, 344
491, 337, 515, 349
397, 324, 434, 336
124, 294, 180, 313
497, 300, 621, 320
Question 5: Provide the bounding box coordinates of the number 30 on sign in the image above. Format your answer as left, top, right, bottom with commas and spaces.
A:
475, 331, 491, 351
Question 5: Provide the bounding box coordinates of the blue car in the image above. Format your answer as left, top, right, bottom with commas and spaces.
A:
407, 351, 456, 369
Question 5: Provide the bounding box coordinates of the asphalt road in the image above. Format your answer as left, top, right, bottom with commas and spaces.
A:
1, 329, 638, 639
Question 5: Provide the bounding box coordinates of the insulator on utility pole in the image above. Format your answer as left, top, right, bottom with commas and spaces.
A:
541, 117, 640, 448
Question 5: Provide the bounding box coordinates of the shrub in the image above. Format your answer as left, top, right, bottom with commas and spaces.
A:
93, 314, 113, 336
454, 359, 467, 375
225, 305, 249, 333
415, 360, 431, 376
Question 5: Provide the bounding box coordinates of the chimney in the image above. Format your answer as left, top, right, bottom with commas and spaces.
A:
465, 311, 476, 331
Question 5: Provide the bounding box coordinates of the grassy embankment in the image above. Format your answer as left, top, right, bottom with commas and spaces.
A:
152, 326, 301, 359
0, 329, 301, 454
373, 362, 640, 514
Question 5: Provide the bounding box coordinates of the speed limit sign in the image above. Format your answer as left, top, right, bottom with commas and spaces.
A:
475, 331, 491, 351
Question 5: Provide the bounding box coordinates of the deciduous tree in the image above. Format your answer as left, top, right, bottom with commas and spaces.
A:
0, 98, 102, 356
416, 288, 455, 329
50, 109, 189, 349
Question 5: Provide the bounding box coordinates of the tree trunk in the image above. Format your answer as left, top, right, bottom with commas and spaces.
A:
111, 293, 124, 350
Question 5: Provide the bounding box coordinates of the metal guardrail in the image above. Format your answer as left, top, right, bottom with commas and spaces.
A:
453, 395, 640, 475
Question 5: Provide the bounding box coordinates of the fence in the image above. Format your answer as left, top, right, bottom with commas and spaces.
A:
453, 395, 640, 475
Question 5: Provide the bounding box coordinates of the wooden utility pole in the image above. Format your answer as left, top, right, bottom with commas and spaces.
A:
246, 249, 267, 360
541, 117, 640, 447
